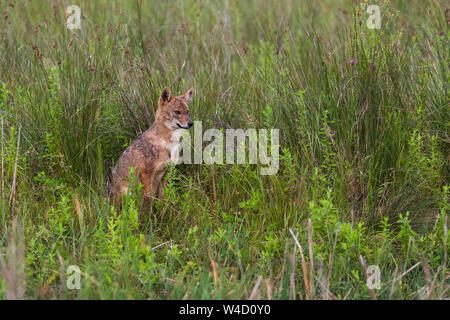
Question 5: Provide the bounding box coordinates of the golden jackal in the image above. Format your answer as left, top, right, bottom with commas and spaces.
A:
112, 87, 194, 201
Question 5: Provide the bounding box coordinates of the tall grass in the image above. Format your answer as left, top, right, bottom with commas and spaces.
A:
0, 0, 448, 299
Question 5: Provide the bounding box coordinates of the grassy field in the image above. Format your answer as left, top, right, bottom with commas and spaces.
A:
0, 0, 448, 299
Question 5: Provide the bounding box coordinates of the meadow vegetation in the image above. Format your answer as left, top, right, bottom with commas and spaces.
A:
0, 0, 448, 299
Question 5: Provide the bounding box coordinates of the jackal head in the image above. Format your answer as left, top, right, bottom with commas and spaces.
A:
156, 87, 194, 130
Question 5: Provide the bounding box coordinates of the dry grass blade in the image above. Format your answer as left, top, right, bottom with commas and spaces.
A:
9, 126, 20, 207
208, 247, 220, 287
307, 218, 314, 297
419, 255, 432, 299
0, 0, 446, 301
327, 228, 338, 289
265, 278, 272, 300
438, 284, 450, 300
427, 266, 442, 299
411, 236, 433, 298
56, 250, 66, 297
389, 261, 421, 298
211, 162, 216, 204
315, 272, 338, 300
74, 193, 83, 227
289, 248, 296, 300
359, 255, 376, 300
419, 254, 432, 288
444, 215, 447, 273
277, 240, 288, 297
1, 118, 4, 201
389, 266, 399, 299
0, 217, 25, 300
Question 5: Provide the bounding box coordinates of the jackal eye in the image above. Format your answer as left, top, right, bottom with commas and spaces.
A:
174, 110, 181, 115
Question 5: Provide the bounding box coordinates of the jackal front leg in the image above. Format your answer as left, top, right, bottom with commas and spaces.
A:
140, 169, 156, 201
153, 169, 167, 199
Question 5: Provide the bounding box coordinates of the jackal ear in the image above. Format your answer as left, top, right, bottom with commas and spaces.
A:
180, 88, 194, 104
159, 87, 173, 105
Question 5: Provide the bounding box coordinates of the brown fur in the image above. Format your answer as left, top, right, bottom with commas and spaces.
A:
112, 87, 194, 203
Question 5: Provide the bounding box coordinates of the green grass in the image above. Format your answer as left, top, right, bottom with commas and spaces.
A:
0, 0, 448, 299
